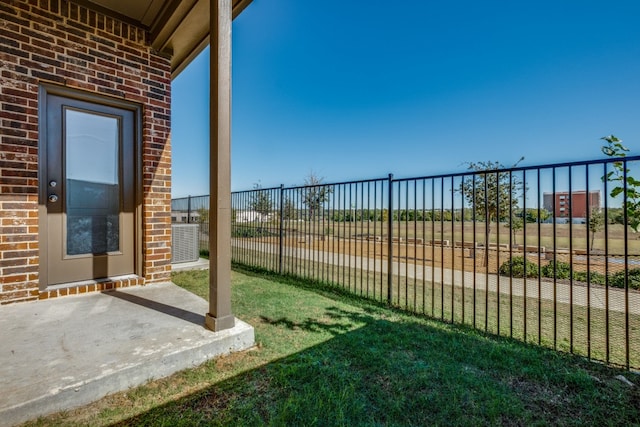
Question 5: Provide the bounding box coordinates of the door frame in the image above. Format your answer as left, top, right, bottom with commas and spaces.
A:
38, 84, 144, 290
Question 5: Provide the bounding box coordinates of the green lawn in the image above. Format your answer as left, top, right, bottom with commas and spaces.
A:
26, 268, 640, 426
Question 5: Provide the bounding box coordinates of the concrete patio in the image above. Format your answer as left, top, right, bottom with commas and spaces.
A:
0, 281, 254, 427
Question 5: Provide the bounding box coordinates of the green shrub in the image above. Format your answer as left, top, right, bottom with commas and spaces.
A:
609, 268, 640, 290
572, 271, 607, 285
541, 260, 572, 279
499, 256, 538, 278
231, 225, 277, 238
541, 261, 607, 285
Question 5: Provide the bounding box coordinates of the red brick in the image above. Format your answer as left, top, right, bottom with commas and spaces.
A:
0, 274, 28, 284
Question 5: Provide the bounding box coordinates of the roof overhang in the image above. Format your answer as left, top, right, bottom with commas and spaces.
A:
79, 0, 252, 76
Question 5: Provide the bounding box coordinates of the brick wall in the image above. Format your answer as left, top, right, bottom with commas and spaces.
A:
0, 0, 172, 303
543, 191, 601, 219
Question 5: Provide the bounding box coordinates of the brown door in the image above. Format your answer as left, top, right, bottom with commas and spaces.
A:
44, 94, 136, 285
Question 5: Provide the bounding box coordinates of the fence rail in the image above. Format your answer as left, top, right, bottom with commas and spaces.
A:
172, 155, 640, 369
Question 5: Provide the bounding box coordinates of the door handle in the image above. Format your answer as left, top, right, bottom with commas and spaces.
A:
48, 194, 58, 203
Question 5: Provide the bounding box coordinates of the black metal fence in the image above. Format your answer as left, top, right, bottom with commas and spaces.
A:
170, 194, 210, 252
173, 156, 640, 369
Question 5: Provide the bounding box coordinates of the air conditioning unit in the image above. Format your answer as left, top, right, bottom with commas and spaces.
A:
171, 224, 199, 263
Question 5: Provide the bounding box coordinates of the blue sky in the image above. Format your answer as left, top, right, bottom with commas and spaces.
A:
171, 0, 640, 197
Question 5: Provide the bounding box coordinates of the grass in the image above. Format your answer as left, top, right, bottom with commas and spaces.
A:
26, 268, 640, 426
232, 243, 640, 368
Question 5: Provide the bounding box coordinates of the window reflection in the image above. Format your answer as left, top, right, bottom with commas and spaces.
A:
65, 109, 120, 255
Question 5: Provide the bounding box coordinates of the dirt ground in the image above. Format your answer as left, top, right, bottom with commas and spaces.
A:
266, 235, 635, 276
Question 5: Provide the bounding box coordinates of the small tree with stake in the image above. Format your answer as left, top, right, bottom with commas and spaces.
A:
588, 208, 604, 252
507, 213, 524, 245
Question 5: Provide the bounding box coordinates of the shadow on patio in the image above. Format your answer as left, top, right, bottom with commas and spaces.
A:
0, 282, 254, 427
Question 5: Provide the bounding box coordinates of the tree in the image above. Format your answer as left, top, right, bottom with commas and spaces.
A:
459, 159, 524, 243
281, 196, 296, 220
588, 208, 604, 252
523, 208, 552, 223
301, 172, 332, 220
506, 214, 523, 245
197, 208, 210, 238
540, 208, 552, 223
250, 184, 273, 218
601, 135, 640, 232
607, 207, 625, 225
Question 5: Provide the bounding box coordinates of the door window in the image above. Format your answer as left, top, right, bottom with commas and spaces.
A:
65, 109, 121, 255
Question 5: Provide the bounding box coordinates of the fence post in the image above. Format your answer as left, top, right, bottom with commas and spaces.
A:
387, 173, 394, 305
187, 195, 192, 224
279, 184, 284, 274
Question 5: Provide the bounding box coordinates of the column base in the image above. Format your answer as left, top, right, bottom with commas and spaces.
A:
205, 313, 235, 332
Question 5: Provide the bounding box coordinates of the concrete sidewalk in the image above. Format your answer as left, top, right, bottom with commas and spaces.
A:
233, 239, 640, 314
0, 282, 254, 427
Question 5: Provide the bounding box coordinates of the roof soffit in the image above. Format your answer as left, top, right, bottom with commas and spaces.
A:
80, 0, 252, 76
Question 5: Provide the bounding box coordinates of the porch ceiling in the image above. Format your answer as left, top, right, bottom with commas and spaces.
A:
81, 0, 252, 76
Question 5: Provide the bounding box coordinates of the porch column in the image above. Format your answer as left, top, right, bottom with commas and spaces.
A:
205, 0, 235, 332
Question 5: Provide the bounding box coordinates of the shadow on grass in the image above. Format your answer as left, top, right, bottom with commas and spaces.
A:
112, 303, 640, 426
259, 306, 374, 336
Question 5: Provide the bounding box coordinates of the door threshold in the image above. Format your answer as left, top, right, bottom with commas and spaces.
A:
41, 275, 143, 300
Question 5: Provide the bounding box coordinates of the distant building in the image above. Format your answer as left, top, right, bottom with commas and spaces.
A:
171, 211, 201, 223
236, 210, 273, 223
543, 190, 600, 220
